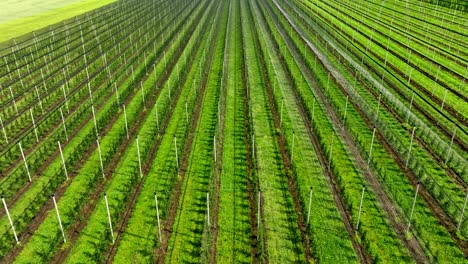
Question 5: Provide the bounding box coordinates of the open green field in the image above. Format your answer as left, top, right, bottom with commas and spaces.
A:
0, 0, 115, 44
0, 0, 467, 263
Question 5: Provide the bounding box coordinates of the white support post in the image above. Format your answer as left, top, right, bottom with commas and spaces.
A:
30, 109, 39, 142
406, 93, 414, 123
104, 194, 115, 244
19, 142, 32, 181
440, 88, 448, 111
136, 137, 143, 178
141, 81, 146, 109
368, 127, 376, 164
0, 116, 8, 143
406, 183, 420, 233
123, 104, 129, 139
356, 186, 365, 230
34, 86, 44, 114
52, 195, 66, 242
97, 139, 105, 179
326, 73, 331, 94
207, 192, 210, 227
114, 82, 120, 106
405, 127, 416, 168
2, 197, 19, 244
61, 84, 69, 114
87, 82, 93, 105
91, 105, 98, 138
154, 192, 162, 243
174, 136, 179, 170
445, 128, 456, 165
58, 141, 68, 180
375, 93, 382, 122
307, 187, 313, 225
457, 191, 468, 231
9, 86, 18, 114
40, 69, 48, 94
59, 108, 68, 141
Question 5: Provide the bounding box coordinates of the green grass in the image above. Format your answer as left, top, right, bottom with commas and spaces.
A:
243, 1, 306, 262
215, 0, 252, 262
253, 0, 359, 262
0, 0, 116, 44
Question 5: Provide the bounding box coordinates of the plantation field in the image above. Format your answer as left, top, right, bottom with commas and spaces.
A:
0, 0, 115, 45
0, 0, 466, 263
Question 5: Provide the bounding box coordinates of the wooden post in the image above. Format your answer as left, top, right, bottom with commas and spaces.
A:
154, 192, 162, 243
58, 141, 68, 180
174, 136, 179, 170
207, 192, 210, 227
356, 186, 365, 230
52, 195, 66, 242
406, 183, 420, 233
405, 127, 416, 168
457, 191, 468, 231
367, 127, 376, 164
0, 116, 8, 143
104, 194, 115, 244
136, 137, 143, 178
30, 109, 39, 142
123, 104, 129, 139
97, 139, 105, 179
19, 142, 32, 182
307, 187, 313, 225
59, 108, 68, 141
445, 128, 456, 165
2, 197, 19, 244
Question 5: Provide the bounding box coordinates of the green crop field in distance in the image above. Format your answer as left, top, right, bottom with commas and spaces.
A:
0, 0, 115, 45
